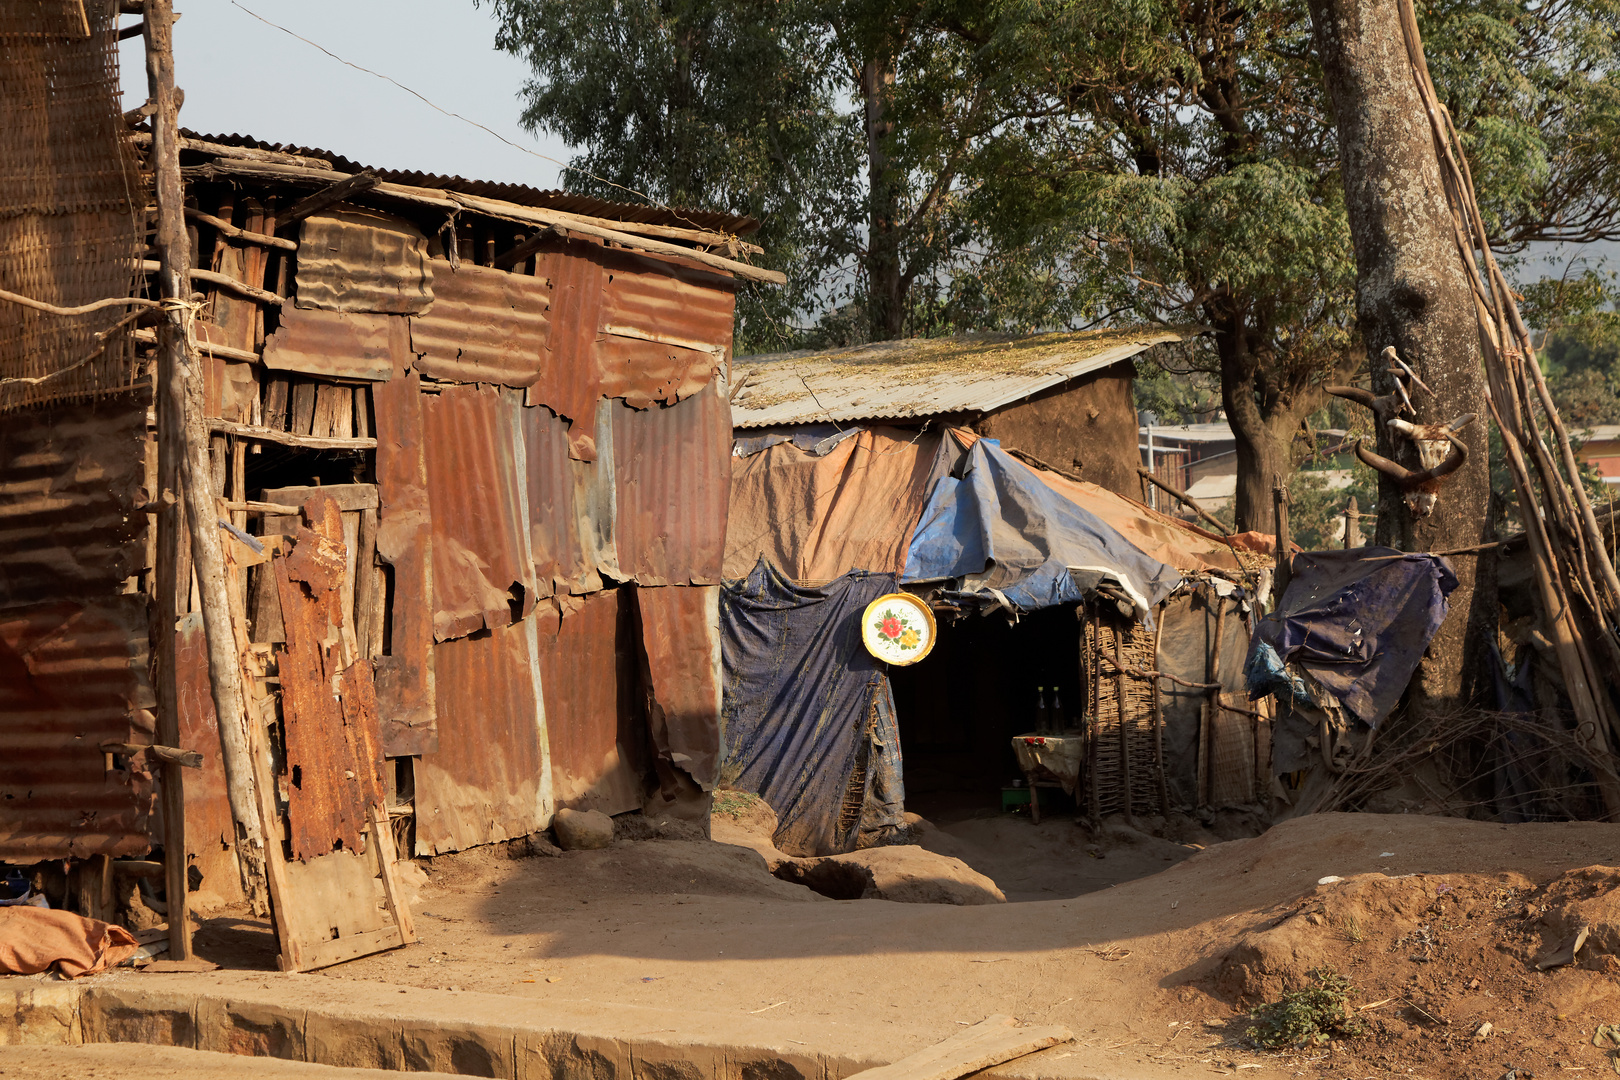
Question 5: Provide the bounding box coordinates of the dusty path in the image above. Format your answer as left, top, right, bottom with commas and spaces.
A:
168, 811, 1620, 1078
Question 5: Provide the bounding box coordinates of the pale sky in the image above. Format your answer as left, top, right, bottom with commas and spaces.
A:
117, 1, 570, 190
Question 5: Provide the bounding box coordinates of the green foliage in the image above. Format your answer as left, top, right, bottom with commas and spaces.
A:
1245, 968, 1365, 1050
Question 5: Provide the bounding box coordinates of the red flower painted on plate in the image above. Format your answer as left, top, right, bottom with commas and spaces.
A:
880, 616, 901, 639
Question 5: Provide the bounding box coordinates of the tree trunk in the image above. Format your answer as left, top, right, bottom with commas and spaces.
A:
1307, 0, 1495, 712
862, 53, 903, 341
1215, 322, 1295, 535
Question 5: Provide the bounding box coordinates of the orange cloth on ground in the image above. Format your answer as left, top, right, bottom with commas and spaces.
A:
0, 907, 140, 978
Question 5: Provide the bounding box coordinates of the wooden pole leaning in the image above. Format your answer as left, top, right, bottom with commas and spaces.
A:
145, 0, 271, 921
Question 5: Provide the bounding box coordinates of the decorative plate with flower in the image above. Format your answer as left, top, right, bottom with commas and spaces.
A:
860, 592, 937, 666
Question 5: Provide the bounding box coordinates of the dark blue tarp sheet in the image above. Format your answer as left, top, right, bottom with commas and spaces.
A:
1245, 548, 1457, 727
900, 438, 1180, 615
719, 559, 904, 856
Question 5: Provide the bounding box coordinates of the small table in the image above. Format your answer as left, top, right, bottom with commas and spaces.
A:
1011, 731, 1083, 824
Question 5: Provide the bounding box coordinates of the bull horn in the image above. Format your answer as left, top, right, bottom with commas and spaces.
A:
1413, 433, 1468, 483
1354, 437, 1417, 488
1326, 385, 1377, 410
1447, 412, 1477, 432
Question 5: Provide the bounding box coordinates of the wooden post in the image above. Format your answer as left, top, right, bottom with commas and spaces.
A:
1342, 496, 1362, 549
145, 0, 269, 914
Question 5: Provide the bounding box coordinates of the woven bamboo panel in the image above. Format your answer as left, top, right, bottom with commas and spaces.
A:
1083, 616, 1164, 819
0, 2, 143, 412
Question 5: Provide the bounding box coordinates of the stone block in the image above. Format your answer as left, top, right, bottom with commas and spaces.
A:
79, 985, 195, 1048
0, 984, 80, 1046
305, 1009, 404, 1071
399, 1017, 516, 1077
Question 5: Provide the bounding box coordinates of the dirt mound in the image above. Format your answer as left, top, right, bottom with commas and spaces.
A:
1210, 865, 1620, 1077
774, 845, 1006, 905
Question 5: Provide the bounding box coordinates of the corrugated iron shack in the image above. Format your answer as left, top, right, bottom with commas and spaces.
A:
0, 5, 765, 916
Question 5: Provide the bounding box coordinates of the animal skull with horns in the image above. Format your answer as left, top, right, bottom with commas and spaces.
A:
1325, 346, 1476, 519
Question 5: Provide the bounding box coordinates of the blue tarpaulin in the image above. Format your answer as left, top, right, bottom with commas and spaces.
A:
719, 559, 905, 856
900, 438, 1180, 615
1245, 548, 1457, 727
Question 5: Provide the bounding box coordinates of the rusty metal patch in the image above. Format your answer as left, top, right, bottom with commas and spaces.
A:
273, 498, 387, 862
527, 238, 605, 456
609, 378, 731, 586
538, 588, 645, 816
371, 374, 436, 757
421, 384, 536, 641
0, 391, 149, 608
596, 334, 717, 409
0, 595, 155, 860
597, 246, 736, 356
173, 613, 243, 908
296, 208, 433, 315
262, 307, 404, 382
410, 259, 550, 386
414, 618, 551, 855
520, 404, 599, 598
636, 585, 721, 789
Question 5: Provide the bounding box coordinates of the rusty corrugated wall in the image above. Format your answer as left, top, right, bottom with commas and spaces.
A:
537, 588, 645, 816
0, 392, 155, 860
414, 618, 553, 855
520, 404, 599, 598
637, 585, 722, 790
411, 259, 551, 387
421, 383, 538, 641
609, 379, 731, 586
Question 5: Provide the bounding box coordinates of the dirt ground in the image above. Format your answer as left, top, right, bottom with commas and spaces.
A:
166, 810, 1620, 1079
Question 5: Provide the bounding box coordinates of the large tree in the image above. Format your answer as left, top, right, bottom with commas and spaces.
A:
485, 0, 1620, 531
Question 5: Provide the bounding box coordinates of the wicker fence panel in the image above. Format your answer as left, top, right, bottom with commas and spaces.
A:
0, 1, 144, 412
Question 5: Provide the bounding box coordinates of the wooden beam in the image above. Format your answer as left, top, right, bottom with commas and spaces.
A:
140, 260, 285, 306
1135, 466, 1233, 536
490, 229, 557, 271
208, 418, 378, 451
179, 158, 785, 284
185, 207, 298, 250
846, 1016, 1070, 1080
280, 170, 380, 227
132, 327, 260, 362
146, 0, 274, 957
101, 742, 203, 768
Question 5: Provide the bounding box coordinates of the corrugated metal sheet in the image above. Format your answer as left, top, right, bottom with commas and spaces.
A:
0, 391, 149, 607
598, 247, 736, 354
730, 330, 1187, 429
527, 238, 605, 447
597, 335, 718, 410
421, 384, 537, 641
295, 209, 433, 315
0, 595, 155, 860
610, 379, 731, 586
538, 589, 645, 816
414, 617, 552, 855
262, 307, 404, 382
410, 259, 551, 386
174, 614, 245, 908
372, 374, 437, 756
187, 132, 760, 236
521, 404, 599, 598
637, 585, 721, 789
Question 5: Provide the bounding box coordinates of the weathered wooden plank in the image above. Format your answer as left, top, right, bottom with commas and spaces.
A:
272, 495, 386, 862
846, 1016, 1071, 1080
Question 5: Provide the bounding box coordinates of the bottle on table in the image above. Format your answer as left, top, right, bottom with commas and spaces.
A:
1051, 686, 1064, 732
1035, 685, 1049, 734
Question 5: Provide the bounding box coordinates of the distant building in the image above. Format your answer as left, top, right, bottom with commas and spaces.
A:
1574, 425, 1620, 483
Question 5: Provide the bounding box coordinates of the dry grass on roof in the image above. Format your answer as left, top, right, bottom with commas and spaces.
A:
744, 327, 1175, 383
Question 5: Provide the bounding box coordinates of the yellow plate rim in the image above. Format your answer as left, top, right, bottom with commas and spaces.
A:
860, 592, 938, 666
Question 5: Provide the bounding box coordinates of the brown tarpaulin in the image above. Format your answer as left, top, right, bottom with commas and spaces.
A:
0, 908, 139, 977
725, 427, 945, 583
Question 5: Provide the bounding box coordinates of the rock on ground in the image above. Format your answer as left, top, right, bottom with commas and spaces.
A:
774, 845, 1006, 905
552, 808, 614, 851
